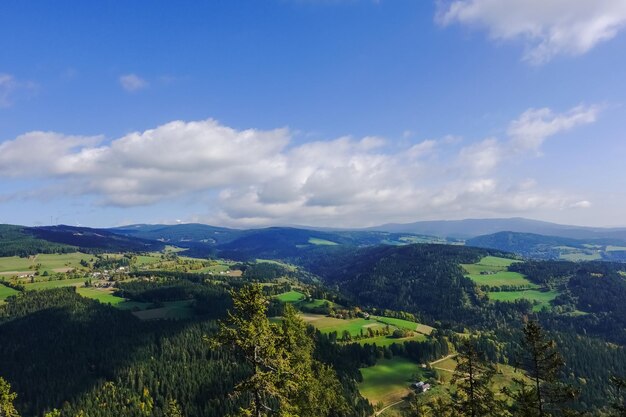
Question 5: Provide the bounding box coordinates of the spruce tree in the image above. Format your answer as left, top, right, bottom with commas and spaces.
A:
451, 339, 505, 417
505, 320, 577, 417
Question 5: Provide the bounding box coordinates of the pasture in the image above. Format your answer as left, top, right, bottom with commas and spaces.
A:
359, 357, 424, 406
357, 333, 427, 347
461, 256, 535, 288
76, 287, 127, 306
275, 290, 306, 303
372, 316, 434, 335
301, 314, 387, 337
308, 237, 338, 246
0, 252, 92, 274
489, 290, 558, 311
0, 284, 19, 304
24, 277, 87, 290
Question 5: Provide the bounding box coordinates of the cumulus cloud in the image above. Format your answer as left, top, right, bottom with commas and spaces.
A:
0, 108, 598, 226
119, 74, 148, 92
507, 105, 599, 153
438, 0, 626, 64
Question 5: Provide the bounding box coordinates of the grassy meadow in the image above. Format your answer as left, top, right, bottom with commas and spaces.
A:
0, 284, 19, 304
461, 256, 534, 288
489, 290, 558, 311
359, 357, 424, 406
0, 252, 92, 275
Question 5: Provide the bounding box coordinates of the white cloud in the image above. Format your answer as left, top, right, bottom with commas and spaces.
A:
507, 105, 598, 153
0, 108, 598, 227
438, 0, 626, 64
570, 200, 592, 209
119, 74, 148, 92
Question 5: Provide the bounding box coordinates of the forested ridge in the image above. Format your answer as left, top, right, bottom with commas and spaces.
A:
1, 242, 625, 416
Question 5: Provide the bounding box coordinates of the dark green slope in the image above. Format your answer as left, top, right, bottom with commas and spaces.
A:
0, 224, 164, 256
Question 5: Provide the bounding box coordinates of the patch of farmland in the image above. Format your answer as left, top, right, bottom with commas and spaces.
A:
23, 278, 87, 291
0, 284, 19, 304
488, 290, 558, 311
308, 237, 338, 246
300, 314, 386, 337
275, 290, 306, 303
358, 357, 425, 407
461, 256, 535, 288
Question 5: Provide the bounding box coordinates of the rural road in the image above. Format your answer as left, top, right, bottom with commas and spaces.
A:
429, 353, 457, 367
375, 399, 405, 416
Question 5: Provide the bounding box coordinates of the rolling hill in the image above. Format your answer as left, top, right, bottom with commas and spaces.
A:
368, 217, 626, 240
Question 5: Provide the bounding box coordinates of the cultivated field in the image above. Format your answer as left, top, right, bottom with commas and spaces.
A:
301, 314, 387, 336
357, 333, 427, 347
0, 252, 92, 274
275, 290, 306, 303
24, 277, 87, 290
372, 316, 434, 335
359, 357, 425, 406
489, 290, 558, 311
461, 256, 535, 288
308, 237, 338, 246
0, 284, 19, 304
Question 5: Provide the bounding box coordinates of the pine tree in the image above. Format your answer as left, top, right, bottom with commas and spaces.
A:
0, 377, 20, 417
217, 284, 287, 417
504, 320, 577, 417
451, 339, 506, 417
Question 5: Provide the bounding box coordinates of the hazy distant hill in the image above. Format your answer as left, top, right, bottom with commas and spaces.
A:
0, 224, 164, 256
110, 224, 448, 260
467, 231, 626, 261
112, 223, 243, 245
369, 217, 626, 240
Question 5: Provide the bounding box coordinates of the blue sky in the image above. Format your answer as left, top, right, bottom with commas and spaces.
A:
1, 0, 626, 228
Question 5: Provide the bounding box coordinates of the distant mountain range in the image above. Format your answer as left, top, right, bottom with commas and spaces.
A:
3, 217, 626, 262
367, 217, 626, 240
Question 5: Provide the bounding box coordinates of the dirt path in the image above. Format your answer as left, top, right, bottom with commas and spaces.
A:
375, 399, 405, 416
429, 353, 457, 366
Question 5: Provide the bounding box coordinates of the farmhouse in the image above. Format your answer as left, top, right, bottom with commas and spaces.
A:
411, 381, 431, 393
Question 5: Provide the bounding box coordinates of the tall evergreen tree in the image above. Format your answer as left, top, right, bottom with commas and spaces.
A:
217, 284, 349, 417
451, 339, 506, 417
217, 284, 287, 417
505, 320, 577, 417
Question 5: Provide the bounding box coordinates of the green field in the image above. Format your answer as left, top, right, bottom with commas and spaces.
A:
133, 254, 163, 266
308, 237, 338, 246
359, 357, 424, 406
489, 290, 558, 311
357, 333, 427, 347
0, 284, 19, 303
372, 316, 434, 335
559, 252, 602, 261
275, 290, 306, 303
301, 314, 387, 337
0, 252, 92, 274
76, 287, 127, 305
23, 277, 87, 290
606, 245, 626, 252
461, 256, 534, 288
